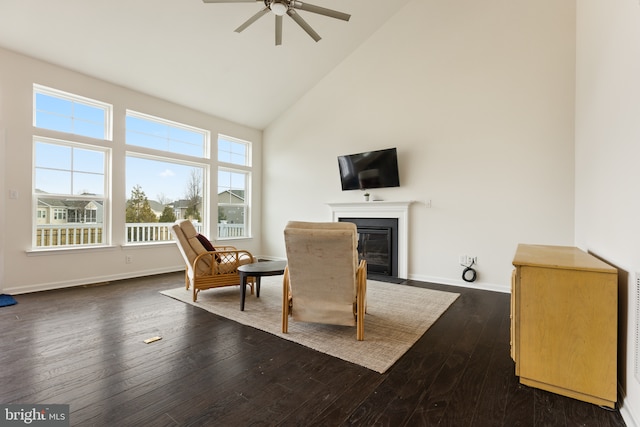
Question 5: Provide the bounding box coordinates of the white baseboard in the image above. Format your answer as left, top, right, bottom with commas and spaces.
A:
618, 386, 638, 427
3, 265, 184, 295
408, 274, 510, 294
621, 405, 637, 427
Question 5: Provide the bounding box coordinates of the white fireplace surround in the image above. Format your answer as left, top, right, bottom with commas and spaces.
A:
327, 201, 413, 279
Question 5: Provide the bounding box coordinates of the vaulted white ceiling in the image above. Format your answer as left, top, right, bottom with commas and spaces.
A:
0, 0, 411, 129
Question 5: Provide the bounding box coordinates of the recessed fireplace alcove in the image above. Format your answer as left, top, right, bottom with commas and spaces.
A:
327, 201, 412, 281
339, 217, 399, 281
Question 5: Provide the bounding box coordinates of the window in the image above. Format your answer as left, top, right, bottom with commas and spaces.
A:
53, 208, 67, 221
218, 135, 250, 166
126, 111, 207, 158
217, 135, 251, 239
125, 111, 210, 244
33, 85, 112, 249
34, 138, 109, 248
30, 85, 255, 249
34, 85, 112, 140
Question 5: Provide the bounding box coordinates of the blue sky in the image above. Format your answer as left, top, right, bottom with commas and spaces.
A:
125, 156, 203, 203
35, 89, 247, 204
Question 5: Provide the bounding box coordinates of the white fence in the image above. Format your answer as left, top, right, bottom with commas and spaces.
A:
126, 223, 176, 243
36, 222, 245, 247
36, 224, 103, 247
217, 223, 244, 238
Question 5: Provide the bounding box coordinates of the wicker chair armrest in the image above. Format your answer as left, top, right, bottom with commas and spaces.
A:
215, 245, 238, 251
193, 249, 254, 275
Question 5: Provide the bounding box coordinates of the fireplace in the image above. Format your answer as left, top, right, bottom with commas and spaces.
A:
327, 201, 412, 281
339, 217, 398, 279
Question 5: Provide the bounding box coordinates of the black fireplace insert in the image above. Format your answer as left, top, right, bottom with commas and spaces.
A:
339, 217, 399, 280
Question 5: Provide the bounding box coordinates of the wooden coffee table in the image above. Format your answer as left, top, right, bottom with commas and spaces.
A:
238, 260, 287, 311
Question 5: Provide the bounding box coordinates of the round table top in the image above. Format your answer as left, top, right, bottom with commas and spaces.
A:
237, 260, 287, 274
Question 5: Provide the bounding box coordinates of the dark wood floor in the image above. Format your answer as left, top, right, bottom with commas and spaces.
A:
0, 272, 626, 426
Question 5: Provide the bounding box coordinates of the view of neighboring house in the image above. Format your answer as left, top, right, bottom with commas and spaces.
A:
217, 190, 244, 225
36, 195, 103, 225
169, 199, 200, 222
35, 191, 240, 228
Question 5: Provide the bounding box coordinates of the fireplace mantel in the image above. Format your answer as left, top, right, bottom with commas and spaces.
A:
327, 201, 413, 279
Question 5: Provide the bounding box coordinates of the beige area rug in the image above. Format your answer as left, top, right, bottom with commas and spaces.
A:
161, 277, 459, 373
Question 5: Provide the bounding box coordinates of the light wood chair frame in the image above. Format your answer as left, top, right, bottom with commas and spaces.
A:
184, 247, 256, 302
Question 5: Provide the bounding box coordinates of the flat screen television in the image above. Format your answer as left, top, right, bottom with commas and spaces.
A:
337, 147, 400, 191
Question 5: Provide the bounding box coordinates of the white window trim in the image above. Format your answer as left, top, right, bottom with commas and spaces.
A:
33, 84, 113, 141
124, 151, 211, 242
218, 133, 252, 168
217, 166, 251, 240
126, 110, 211, 160
33, 136, 112, 249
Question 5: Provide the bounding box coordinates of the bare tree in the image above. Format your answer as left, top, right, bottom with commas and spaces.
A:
184, 169, 202, 222
156, 192, 171, 206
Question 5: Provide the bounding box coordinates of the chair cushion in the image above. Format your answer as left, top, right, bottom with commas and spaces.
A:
196, 233, 215, 251
176, 220, 213, 275
284, 221, 359, 326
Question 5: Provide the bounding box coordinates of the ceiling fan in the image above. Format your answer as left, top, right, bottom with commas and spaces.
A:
203, 0, 351, 45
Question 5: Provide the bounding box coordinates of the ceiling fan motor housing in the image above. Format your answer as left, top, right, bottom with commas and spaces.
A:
205, 0, 351, 45
269, 1, 289, 16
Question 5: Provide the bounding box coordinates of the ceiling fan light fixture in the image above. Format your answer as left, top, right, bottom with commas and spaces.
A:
205, 0, 350, 45
270, 1, 288, 16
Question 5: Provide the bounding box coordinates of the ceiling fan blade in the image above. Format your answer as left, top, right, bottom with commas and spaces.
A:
275, 15, 283, 46
287, 9, 321, 42
202, 0, 261, 3
291, 1, 351, 21
234, 7, 270, 33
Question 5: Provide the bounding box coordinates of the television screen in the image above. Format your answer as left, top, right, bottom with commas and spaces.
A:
337, 148, 400, 191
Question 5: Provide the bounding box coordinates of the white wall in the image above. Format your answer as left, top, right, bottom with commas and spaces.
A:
262, 0, 576, 292
575, 1, 640, 424
0, 47, 262, 294
0, 128, 5, 293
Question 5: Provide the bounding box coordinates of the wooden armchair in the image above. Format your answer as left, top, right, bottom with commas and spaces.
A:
172, 219, 255, 302
282, 221, 367, 341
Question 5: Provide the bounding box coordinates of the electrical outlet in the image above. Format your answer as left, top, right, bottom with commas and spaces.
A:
459, 255, 477, 265
125, 255, 133, 264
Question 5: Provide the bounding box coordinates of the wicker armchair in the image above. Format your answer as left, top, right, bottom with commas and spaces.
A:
172, 219, 255, 302
282, 221, 367, 341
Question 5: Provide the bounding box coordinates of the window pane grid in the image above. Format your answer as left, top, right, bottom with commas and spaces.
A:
31, 86, 254, 249
34, 86, 111, 140
126, 112, 208, 158
218, 135, 249, 166
217, 168, 249, 238
33, 136, 108, 249
35, 140, 106, 197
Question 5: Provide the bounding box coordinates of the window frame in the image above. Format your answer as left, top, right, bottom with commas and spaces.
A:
218, 134, 252, 167
216, 134, 252, 240
126, 110, 210, 159
124, 111, 211, 245
32, 136, 111, 249
33, 84, 113, 141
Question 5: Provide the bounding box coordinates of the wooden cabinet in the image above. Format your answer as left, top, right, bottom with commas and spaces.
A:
511, 244, 618, 408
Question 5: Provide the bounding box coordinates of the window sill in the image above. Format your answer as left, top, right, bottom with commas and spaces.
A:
122, 241, 176, 249
216, 236, 253, 241
27, 245, 119, 256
